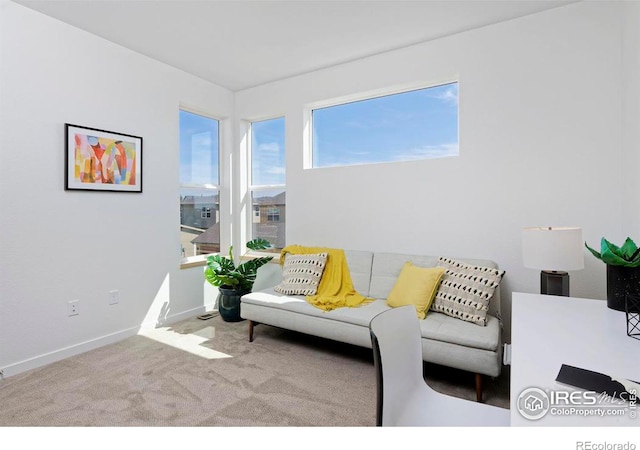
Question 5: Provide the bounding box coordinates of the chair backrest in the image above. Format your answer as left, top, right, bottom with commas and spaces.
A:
369, 306, 425, 426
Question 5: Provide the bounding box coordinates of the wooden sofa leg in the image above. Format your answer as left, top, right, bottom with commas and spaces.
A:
475, 373, 483, 402
249, 320, 261, 342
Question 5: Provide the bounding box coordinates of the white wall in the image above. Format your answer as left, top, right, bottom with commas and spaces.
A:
622, 0, 640, 233
236, 1, 628, 340
0, 1, 232, 375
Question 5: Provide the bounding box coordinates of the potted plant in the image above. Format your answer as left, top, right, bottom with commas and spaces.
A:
585, 237, 640, 311
205, 238, 274, 322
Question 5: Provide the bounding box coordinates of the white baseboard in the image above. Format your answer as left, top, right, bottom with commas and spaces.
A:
137, 305, 207, 333
1, 306, 208, 379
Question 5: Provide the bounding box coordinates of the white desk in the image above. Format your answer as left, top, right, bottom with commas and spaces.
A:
510, 292, 639, 426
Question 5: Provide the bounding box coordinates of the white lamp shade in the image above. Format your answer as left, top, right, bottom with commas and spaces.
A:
522, 226, 584, 271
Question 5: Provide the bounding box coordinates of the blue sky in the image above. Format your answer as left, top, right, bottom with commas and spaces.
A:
251, 117, 286, 186
313, 82, 458, 168
180, 82, 458, 189
179, 109, 219, 186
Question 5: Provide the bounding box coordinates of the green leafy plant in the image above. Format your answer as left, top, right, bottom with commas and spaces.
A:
585, 237, 640, 268
205, 238, 274, 291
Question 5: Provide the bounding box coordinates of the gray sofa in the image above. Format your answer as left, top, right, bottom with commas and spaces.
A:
240, 250, 504, 402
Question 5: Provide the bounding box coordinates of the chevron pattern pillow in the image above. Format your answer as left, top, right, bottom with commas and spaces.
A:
274, 252, 328, 295
431, 257, 505, 326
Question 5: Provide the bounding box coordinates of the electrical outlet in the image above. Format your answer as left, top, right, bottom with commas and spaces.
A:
68, 300, 79, 316
109, 289, 120, 305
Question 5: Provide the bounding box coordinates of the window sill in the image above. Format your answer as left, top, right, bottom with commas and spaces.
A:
242, 251, 282, 264
179, 251, 282, 270
179, 254, 209, 269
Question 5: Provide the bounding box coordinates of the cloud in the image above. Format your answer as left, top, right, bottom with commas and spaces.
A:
397, 142, 459, 160
420, 83, 458, 107
267, 166, 285, 175
435, 85, 458, 106
191, 131, 212, 148
316, 143, 458, 168
257, 142, 281, 154
318, 147, 373, 167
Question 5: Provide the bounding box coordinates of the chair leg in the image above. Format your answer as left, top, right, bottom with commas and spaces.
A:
475, 373, 483, 402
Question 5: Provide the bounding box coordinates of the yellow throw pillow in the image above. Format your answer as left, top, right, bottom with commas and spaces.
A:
386, 262, 446, 319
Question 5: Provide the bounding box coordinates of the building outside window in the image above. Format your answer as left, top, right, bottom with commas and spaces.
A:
250, 117, 285, 251
179, 109, 220, 258
312, 81, 459, 168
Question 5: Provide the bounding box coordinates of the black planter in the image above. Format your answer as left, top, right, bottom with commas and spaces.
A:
606, 265, 640, 311
218, 286, 251, 322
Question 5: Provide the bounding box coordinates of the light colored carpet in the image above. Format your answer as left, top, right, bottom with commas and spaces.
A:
0, 313, 509, 426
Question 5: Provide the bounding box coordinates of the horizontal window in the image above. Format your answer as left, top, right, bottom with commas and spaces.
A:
312, 82, 458, 168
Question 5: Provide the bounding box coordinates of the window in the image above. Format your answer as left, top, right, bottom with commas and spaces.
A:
179, 109, 220, 259
266, 207, 280, 222
201, 207, 212, 219
311, 82, 458, 168
250, 117, 285, 251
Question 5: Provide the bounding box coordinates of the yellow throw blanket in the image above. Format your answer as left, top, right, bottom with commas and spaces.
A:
280, 245, 373, 311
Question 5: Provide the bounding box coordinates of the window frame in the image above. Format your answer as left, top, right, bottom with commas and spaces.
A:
247, 115, 286, 253
179, 107, 223, 268
266, 207, 280, 222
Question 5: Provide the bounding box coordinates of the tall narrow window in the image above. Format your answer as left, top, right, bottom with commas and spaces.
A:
312, 82, 459, 168
250, 117, 285, 251
179, 109, 220, 259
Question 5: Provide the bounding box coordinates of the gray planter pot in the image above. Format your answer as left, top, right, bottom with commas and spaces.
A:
606, 265, 640, 311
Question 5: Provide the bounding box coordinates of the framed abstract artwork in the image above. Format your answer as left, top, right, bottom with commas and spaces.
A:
65, 123, 143, 193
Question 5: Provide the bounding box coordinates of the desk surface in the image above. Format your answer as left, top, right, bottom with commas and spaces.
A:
510, 292, 639, 426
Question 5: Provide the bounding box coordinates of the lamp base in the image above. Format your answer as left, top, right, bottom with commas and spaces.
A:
541, 270, 570, 296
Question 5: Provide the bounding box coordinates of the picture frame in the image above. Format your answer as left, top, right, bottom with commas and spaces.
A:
65, 123, 143, 193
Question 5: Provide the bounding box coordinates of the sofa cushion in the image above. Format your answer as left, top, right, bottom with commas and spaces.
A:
431, 257, 505, 326
274, 252, 328, 295
386, 262, 445, 319
242, 289, 389, 325
369, 253, 439, 299
343, 250, 374, 297
419, 311, 501, 352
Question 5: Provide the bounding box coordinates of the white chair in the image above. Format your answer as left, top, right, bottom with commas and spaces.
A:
369, 306, 510, 426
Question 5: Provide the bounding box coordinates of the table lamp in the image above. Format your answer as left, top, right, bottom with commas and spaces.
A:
522, 226, 584, 296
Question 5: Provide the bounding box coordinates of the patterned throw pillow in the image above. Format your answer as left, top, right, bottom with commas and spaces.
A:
274, 252, 329, 295
430, 257, 505, 326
